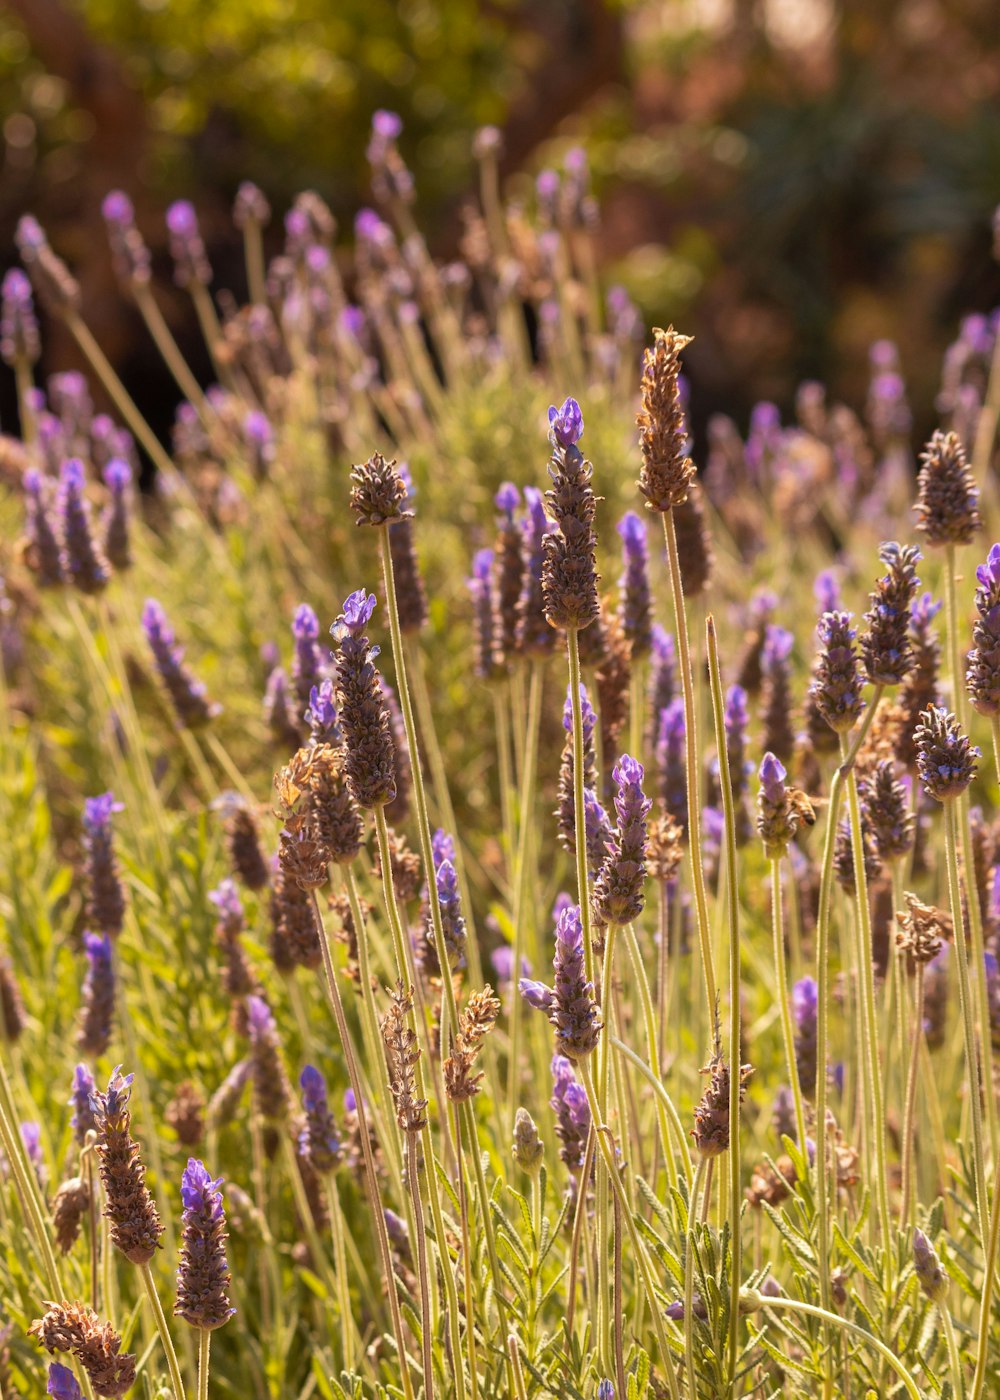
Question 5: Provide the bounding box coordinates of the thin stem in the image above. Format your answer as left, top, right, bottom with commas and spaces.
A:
84, 1148, 99, 1311
612, 1188, 627, 1400
243, 221, 267, 307
578, 1062, 680, 1400
0, 1053, 62, 1298
406, 1132, 436, 1400
684, 1156, 709, 1400
758, 1296, 922, 1400
133, 283, 208, 415
508, 660, 545, 1137
620, 924, 683, 1186
138, 1261, 187, 1400
813, 759, 847, 1322
460, 1098, 516, 1396
841, 744, 891, 1244
566, 627, 597, 989
608, 1034, 692, 1179
941, 1307, 965, 1400
958, 803, 999, 1159
661, 509, 715, 1019
771, 857, 808, 1151
378, 528, 460, 1044
310, 890, 417, 1400
898, 963, 924, 1229
565, 1129, 595, 1339
197, 1329, 211, 1400
706, 612, 744, 1385
971, 1146, 1000, 1400
943, 800, 990, 1245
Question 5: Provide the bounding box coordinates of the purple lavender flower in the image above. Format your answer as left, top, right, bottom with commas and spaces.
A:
175, 1158, 235, 1330
912, 1227, 948, 1303
83, 791, 126, 937
469, 548, 499, 680
914, 704, 979, 802
233, 182, 271, 229
1, 267, 39, 366
516, 487, 556, 657
244, 410, 275, 479
550, 1053, 591, 1170
617, 511, 653, 656
756, 752, 804, 857
23, 469, 64, 589
299, 1066, 340, 1175
547, 397, 584, 448
306, 678, 341, 746
809, 611, 865, 734
263, 666, 301, 750
70, 1063, 96, 1144
593, 754, 651, 927
814, 569, 841, 615
656, 698, 687, 835
291, 604, 324, 714
431, 828, 467, 972
968, 542, 1000, 716
166, 200, 211, 288
519, 903, 601, 1061
760, 624, 795, 762
21, 1121, 45, 1188
102, 190, 151, 287
102, 457, 132, 571
331, 590, 396, 809
723, 683, 752, 834
597, 1383, 615, 1400
208, 879, 244, 938
78, 931, 115, 1058
648, 625, 676, 737
59, 459, 109, 595
142, 598, 220, 729
792, 977, 818, 1099
47, 1363, 83, 1400
745, 401, 781, 478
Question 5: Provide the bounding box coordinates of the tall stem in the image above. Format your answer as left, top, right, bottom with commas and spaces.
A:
943, 800, 990, 1244
771, 857, 808, 1152
661, 510, 715, 1019
406, 1132, 436, 1400
309, 891, 416, 1400
971, 1146, 1000, 1400
759, 1296, 922, 1400
133, 283, 208, 416
684, 1156, 709, 1400
706, 612, 744, 1383
898, 964, 924, 1229
378, 528, 459, 1044
138, 1261, 187, 1400
196, 1329, 211, 1400
841, 742, 891, 1244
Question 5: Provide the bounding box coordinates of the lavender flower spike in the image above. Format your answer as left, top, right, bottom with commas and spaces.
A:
617, 511, 653, 657
290, 603, 323, 712
83, 791, 126, 937
1, 267, 40, 366
593, 754, 651, 927
967, 542, 1000, 716
550, 1053, 591, 1170
142, 598, 220, 729
520, 903, 601, 1061
102, 458, 133, 572
175, 1158, 235, 1330
809, 611, 865, 734
756, 752, 807, 857
914, 704, 979, 802
792, 977, 818, 1099
60, 459, 110, 595
469, 549, 500, 680
299, 1066, 340, 1175
69, 1063, 96, 1145
332, 589, 396, 809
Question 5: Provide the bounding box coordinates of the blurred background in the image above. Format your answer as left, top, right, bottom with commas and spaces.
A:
2, 0, 999, 447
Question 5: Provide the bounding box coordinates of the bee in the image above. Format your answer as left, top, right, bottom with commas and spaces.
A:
786, 788, 820, 827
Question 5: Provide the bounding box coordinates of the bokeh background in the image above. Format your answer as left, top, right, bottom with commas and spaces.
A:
2, 0, 1000, 448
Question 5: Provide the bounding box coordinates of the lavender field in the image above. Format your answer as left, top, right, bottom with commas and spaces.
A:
1, 109, 1000, 1400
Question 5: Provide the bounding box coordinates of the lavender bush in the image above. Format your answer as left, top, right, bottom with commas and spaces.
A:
0, 113, 999, 1400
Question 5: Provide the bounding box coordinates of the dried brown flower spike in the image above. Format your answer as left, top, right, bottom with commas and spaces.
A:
637, 327, 696, 512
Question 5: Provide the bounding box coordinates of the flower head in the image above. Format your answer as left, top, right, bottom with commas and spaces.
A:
175, 1158, 235, 1331
547, 397, 584, 447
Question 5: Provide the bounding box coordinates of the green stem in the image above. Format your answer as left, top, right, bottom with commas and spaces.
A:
406, 1132, 436, 1400
757, 1296, 922, 1400
662, 509, 715, 1020
197, 1329, 210, 1400
133, 283, 209, 416
578, 1062, 680, 1400
620, 925, 683, 1186
378, 528, 460, 1044
943, 800, 990, 1245
841, 743, 891, 1245
706, 612, 744, 1384
898, 964, 924, 1230
941, 1307, 965, 1400
0, 1065, 61, 1299
138, 1261, 187, 1400
771, 857, 808, 1152
309, 891, 417, 1400
971, 1146, 1000, 1400
684, 1156, 709, 1400
460, 1098, 516, 1396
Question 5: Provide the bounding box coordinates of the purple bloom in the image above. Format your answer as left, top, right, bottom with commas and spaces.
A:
598, 1383, 615, 1400
70, 1063, 96, 1144
516, 486, 555, 657
656, 698, 687, 834
180, 1157, 224, 1215
166, 201, 210, 288
758, 752, 787, 804
469, 548, 498, 679
47, 1362, 83, 1400
814, 569, 841, 614
1, 266, 39, 367
291, 603, 324, 712
60, 458, 110, 594
495, 481, 521, 517
617, 511, 652, 655
299, 1065, 340, 1174
432, 830, 467, 971
247, 995, 273, 1039
142, 598, 220, 728
208, 879, 243, 936
519, 978, 555, 1011
593, 753, 651, 926
723, 683, 751, 812
84, 791, 123, 832
306, 678, 340, 745
793, 976, 819, 1098
176, 1158, 235, 1330
338, 589, 377, 637
550, 1053, 591, 1170
547, 397, 584, 447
